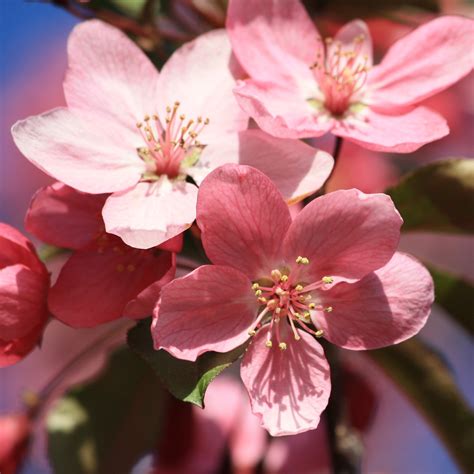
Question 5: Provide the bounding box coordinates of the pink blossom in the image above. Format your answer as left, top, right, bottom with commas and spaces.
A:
26, 183, 176, 328
227, 0, 474, 152
12, 20, 334, 249
0, 224, 49, 367
153, 376, 266, 474
0, 413, 31, 474
152, 165, 434, 435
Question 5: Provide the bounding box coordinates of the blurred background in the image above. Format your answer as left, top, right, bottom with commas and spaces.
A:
0, 0, 473, 472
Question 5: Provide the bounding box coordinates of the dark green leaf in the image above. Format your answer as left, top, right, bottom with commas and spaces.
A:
304, 0, 439, 20
47, 348, 165, 474
387, 158, 474, 234
368, 337, 474, 473
127, 318, 247, 408
429, 265, 474, 336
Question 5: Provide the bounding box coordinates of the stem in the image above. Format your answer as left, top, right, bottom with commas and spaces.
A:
323, 343, 363, 474
26, 322, 131, 418
332, 136, 344, 165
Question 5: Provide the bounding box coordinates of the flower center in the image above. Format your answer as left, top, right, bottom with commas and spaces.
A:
136, 102, 209, 180
310, 35, 370, 117
249, 256, 334, 351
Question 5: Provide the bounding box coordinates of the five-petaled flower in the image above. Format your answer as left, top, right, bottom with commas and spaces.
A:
152, 165, 434, 435
227, 0, 474, 152
0, 224, 49, 367
12, 19, 333, 250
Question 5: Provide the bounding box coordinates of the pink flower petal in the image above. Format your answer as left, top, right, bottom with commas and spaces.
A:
227, 0, 320, 86
241, 325, 331, 436
0, 324, 45, 368
64, 20, 161, 129
102, 179, 198, 249
26, 183, 106, 250
234, 80, 333, 139
333, 20, 373, 68
264, 421, 331, 473
48, 242, 174, 328
123, 253, 176, 319
314, 252, 434, 350
0, 264, 48, 340
152, 265, 255, 361
197, 164, 291, 280
11, 108, 145, 193
157, 29, 248, 143
369, 16, 474, 107
188, 129, 333, 203
0, 224, 44, 274
283, 189, 402, 281
333, 106, 449, 152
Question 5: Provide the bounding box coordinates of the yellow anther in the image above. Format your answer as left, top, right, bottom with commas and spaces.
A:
294, 312, 301, 319
322, 276, 334, 284
275, 288, 284, 296
295, 284, 304, 292
271, 269, 282, 281
309, 303, 316, 309
127, 264, 135, 272
315, 329, 324, 338
258, 297, 267, 304
116, 264, 125, 272
248, 330, 256, 336
144, 115, 150, 121
166, 106, 171, 113
280, 275, 289, 282
265, 340, 273, 348
255, 289, 262, 296
304, 311, 311, 319
179, 114, 185, 120
296, 256, 310, 265
294, 334, 301, 341
267, 299, 278, 310
204, 118, 210, 125
136, 122, 143, 128
324, 306, 333, 313
279, 342, 287, 350
275, 307, 281, 315
152, 114, 158, 120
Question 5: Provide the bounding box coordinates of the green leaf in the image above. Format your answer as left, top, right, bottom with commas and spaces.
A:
387, 158, 474, 234
47, 348, 165, 474
304, 0, 439, 20
127, 318, 247, 408
368, 337, 474, 473
429, 265, 474, 336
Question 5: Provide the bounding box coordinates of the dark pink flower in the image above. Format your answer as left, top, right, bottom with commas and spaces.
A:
227, 0, 474, 152
0, 413, 31, 474
0, 224, 49, 367
12, 20, 334, 249
26, 183, 175, 328
152, 165, 433, 435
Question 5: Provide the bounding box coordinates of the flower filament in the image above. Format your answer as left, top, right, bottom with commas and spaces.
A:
248, 257, 334, 351
136, 101, 209, 180
310, 35, 370, 116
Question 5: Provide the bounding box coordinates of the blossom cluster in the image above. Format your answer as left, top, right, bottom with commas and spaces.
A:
2, 0, 473, 436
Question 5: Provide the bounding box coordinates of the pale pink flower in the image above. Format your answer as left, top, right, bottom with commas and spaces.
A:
26, 183, 176, 327
152, 164, 434, 435
12, 20, 334, 249
227, 0, 474, 152
0, 224, 49, 367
